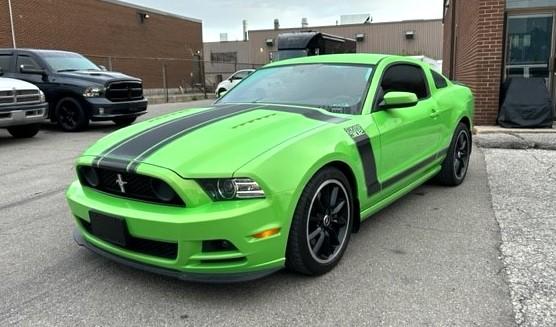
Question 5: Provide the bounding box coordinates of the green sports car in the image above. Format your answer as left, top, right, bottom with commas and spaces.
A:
67, 54, 474, 282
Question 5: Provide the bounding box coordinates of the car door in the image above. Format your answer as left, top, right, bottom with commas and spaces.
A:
0, 52, 14, 75
371, 62, 442, 192
13, 54, 46, 88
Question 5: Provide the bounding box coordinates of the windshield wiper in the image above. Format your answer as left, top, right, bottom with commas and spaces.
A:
57, 69, 79, 72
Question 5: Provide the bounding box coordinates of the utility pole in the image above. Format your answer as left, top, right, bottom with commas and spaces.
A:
8, 0, 17, 48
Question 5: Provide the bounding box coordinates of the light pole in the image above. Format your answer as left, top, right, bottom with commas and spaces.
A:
8, 0, 16, 48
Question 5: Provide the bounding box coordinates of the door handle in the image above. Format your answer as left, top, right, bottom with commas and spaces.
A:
430, 108, 439, 118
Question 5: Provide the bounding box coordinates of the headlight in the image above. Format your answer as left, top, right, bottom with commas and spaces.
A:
198, 178, 265, 200
83, 86, 104, 97
39, 90, 45, 102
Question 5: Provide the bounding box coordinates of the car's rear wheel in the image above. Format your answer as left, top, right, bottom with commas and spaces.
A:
7, 124, 40, 138
286, 167, 353, 275
434, 122, 471, 186
55, 97, 89, 132
112, 116, 137, 127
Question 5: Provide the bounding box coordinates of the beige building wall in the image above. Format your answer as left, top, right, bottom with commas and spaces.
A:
203, 40, 257, 89
248, 19, 443, 65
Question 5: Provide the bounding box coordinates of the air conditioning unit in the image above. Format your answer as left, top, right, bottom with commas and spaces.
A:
405, 31, 415, 40
265, 38, 274, 46
355, 33, 365, 41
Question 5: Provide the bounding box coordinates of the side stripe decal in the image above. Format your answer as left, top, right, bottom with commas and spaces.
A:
346, 124, 450, 197
353, 134, 381, 196
380, 148, 448, 190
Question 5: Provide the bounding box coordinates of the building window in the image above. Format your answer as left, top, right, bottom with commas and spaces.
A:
210, 52, 237, 63
507, 0, 556, 9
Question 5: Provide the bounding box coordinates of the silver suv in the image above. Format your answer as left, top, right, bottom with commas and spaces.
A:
0, 68, 48, 138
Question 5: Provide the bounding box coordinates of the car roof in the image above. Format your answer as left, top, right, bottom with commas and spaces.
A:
265, 53, 416, 67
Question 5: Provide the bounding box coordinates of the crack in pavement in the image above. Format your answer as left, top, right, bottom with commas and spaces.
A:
0, 187, 67, 211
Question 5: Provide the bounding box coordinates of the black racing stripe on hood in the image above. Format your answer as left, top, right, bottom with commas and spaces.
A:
125, 104, 351, 171
93, 102, 349, 173
95, 104, 257, 171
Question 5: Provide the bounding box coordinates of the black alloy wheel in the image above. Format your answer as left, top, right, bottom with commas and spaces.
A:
286, 167, 354, 275
306, 180, 351, 264
55, 97, 89, 132
453, 129, 470, 180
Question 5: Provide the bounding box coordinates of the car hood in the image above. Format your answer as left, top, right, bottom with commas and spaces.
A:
0, 77, 40, 91
83, 103, 349, 178
56, 71, 141, 85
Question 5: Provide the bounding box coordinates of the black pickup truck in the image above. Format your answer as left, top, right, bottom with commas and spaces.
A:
0, 49, 148, 131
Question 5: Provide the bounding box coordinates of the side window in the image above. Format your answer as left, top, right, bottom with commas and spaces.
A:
16, 55, 41, 71
232, 71, 249, 80
431, 69, 448, 89
0, 54, 12, 72
379, 64, 429, 101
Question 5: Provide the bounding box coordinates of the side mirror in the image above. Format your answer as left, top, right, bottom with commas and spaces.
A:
380, 91, 418, 109
99, 65, 108, 71
20, 64, 46, 76
218, 90, 228, 98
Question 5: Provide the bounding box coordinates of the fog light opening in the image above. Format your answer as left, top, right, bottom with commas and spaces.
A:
252, 228, 280, 239
80, 166, 100, 187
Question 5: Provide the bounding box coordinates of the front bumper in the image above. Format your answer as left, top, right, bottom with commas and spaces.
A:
0, 102, 48, 128
66, 178, 288, 282
85, 97, 148, 121
73, 229, 280, 282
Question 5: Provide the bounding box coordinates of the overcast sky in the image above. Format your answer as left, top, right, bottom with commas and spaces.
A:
123, 0, 443, 42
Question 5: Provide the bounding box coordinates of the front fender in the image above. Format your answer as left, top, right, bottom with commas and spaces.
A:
233, 124, 368, 238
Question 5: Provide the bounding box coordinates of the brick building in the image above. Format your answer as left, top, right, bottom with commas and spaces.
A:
443, 0, 556, 125
0, 0, 203, 89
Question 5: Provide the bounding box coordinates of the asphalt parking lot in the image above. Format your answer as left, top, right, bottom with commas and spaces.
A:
0, 100, 536, 326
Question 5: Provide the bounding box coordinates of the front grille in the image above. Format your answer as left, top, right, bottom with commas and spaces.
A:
78, 166, 185, 206
80, 219, 178, 259
0, 89, 41, 106
106, 81, 143, 102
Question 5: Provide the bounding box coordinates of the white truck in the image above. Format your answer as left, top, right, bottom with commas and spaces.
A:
0, 69, 48, 138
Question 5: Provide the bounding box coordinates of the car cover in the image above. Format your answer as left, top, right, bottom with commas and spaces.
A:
498, 77, 554, 128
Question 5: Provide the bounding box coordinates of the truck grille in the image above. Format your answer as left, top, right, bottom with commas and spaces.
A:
106, 81, 143, 102
77, 166, 185, 206
0, 89, 41, 106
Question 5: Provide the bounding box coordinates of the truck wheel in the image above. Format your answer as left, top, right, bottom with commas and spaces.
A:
286, 167, 354, 276
434, 122, 472, 186
112, 117, 137, 127
55, 97, 89, 132
7, 124, 40, 138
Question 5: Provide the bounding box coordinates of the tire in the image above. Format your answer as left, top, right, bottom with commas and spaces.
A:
434, 122, 472, 186
55, 97, 89, 132
286, 167, 354, 276
7, 124, 40, 138
112, 116, 137, 127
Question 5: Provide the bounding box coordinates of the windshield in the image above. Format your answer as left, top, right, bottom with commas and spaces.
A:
42, 52, 100, 72
218, 63, 374, 114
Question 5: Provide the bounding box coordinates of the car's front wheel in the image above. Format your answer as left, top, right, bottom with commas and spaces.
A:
286, 167, 353, 275
7, 124, 40, 138
55, 97, 89, 132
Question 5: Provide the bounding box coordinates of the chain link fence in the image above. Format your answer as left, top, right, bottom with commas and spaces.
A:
84, 54, 263, 102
